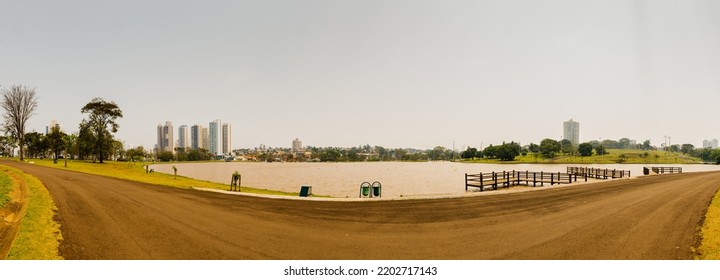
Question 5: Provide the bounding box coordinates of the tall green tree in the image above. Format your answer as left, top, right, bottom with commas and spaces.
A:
24, 131, 47, 158
539, 138, 561, 158
461, 147, 478, 159
47, 126, 66, 164
80, 98, 123, 163
496, 144, 516, 161
1, 84, 39, 161
680, 144, 694, 154
578, 142, 593, 157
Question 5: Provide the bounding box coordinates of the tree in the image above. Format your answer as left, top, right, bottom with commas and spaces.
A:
712, 149, 720, 164
578, 143, 593, 157
528, 143, 540, 153
80, 98, 123, 163
559, 139, 575, 155
1, 84, 39, 161
462, 147, 478, 159
483, 145, 497, 159
680, 144, 694, 154
126, 146, 147, 162
24, 131, 47, 158
496, 144, 516, 161
430, 146, 447, 161
63, 133, 77, 167
642, 140, 652, 150
47, 126, 66, 164
595, 145, 606, 155
539, 138, 561, 158
505, 142, 521, 157
76, 120, 97, 160
618, 138, 631, 149
157, 151, 174, 162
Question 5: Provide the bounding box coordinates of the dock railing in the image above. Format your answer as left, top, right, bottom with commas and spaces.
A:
648, 167, 682, 174
566, 167, 631, 179
465, 170, 579, 192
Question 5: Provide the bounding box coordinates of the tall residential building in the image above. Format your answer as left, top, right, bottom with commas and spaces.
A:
190, 124, 203, 150
292, 138, 303, 152
563, 119, 580, 146
178, 125, 190, 150
222, 123, 232, 155
202, 128, 209, 150
156, 121, 174, 153
703, 139, 719, 149
209, 119, 222, 156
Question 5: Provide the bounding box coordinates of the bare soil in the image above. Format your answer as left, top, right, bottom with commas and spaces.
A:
3, 160, 720, 260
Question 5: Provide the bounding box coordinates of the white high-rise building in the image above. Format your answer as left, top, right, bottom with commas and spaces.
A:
563, 119, 580, 146
703, 139, 719, 149
292, 138, 303, 152
156, 121, 174, 153
222, 123, 232, 155
178, 125, 190, 150
209, 119, 222, 156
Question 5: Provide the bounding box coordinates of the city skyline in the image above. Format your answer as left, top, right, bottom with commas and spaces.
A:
2, 1, 719, 150
158, 119, 233, 155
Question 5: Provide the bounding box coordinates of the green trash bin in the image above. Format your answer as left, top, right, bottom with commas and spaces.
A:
299, 186, 312, 197
360, 182, 371, 198
372, 181, 382, 197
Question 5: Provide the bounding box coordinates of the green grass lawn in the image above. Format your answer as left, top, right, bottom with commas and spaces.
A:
2, 165, 63, 260
463, 149, 702, 164
27, 158, 303, 196
0, 171, 11, 208
698, 188, 720, 259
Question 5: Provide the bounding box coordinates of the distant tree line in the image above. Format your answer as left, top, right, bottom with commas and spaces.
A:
459, 137, 720, 164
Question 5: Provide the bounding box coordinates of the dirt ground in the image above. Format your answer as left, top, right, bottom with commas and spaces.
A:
3, 160, 719, 260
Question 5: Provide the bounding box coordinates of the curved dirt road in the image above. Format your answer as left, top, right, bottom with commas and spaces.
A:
3, 161, 719, 260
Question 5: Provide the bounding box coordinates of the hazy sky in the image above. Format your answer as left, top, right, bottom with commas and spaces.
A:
1, 0, 719, 150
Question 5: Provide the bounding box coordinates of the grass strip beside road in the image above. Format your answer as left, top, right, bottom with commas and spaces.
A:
698, 188, 720, 259
0, 172, 11, 208
27, 159, 300, 196
2, 165, 63, 260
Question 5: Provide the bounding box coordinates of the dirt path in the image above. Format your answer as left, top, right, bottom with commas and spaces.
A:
3, 161, 719, 260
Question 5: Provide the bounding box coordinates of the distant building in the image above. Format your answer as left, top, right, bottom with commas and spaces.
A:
190, 124, 203, 150
209, 119, 222, 156
703, 139, 719, 149
292, 138, 304, 153
178, 125, 190, 150
222, 123, 232, 155
563, 119, 580, 146
202, 128, 209, 150
156, 121, 174, 153
46, 120, 62, 134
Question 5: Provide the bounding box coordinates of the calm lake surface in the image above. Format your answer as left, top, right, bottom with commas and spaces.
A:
150, 162, 720, 198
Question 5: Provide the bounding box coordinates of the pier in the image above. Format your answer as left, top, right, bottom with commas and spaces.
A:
465, 170, 582, 192
646, 166, 683, 174
566, 167, 631, 179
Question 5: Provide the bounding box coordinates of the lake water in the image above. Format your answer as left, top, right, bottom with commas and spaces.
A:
150, 162, 720, 198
